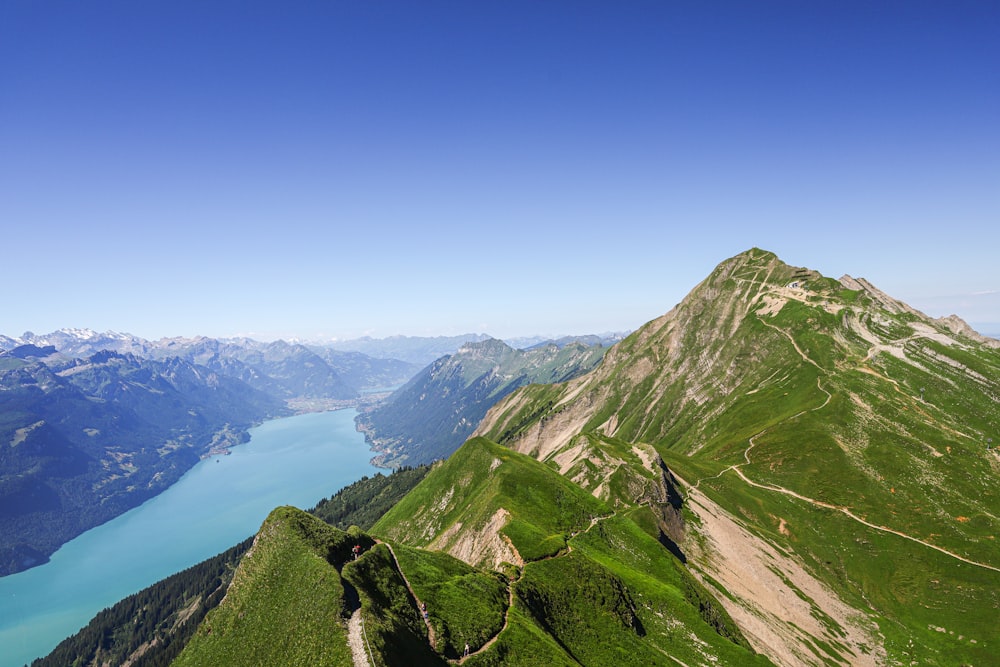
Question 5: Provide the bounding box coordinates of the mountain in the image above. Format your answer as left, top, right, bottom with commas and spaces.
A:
0, 347, 287, 576
33, 466, 430, 667
509, 332, 629, 350
326, 333, 494, 366
5, 329, 154, 357
7, 330, 421, 398
355, 337, 610, 467
0, 331, 421, 577
151, 337, 360, 400
470, 248, 999, 665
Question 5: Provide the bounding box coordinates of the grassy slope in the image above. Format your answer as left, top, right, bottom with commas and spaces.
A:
172, 507, 359, 667
381, 543, 508, 657
171, 250, 997, 666
35, 464, 432, 667
478, 249, 1000, 665
664, 291, 999, 662
374, 437, 608, 563
373, 437, 772, 665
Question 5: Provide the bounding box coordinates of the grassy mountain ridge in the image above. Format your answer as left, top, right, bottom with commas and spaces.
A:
172, 506, 361, 667
176, 441, 771, 666
32, 465, 430, 667
474, 248, 999, 665
377, 436, 775, 664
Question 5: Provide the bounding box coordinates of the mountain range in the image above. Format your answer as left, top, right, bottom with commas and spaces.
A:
0, 329, 620, 578
0, 332, 422, 576
22, 248, 1000, 666
0, 346, 286, 575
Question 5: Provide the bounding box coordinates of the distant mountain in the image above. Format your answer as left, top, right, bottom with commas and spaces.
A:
5, 330, 420, 397
515, 332, 628, 349
0, 348, 286, 576
10, 328, 154, 357
326, 333, 494, 366
149, 337, 358, 400
0, 330, 424, 576
355, 337, 610, 467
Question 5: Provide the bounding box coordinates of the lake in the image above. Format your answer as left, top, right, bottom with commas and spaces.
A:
0, 409, 382, 667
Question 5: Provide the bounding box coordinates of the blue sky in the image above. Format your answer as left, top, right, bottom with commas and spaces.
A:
2, 1, 998, 341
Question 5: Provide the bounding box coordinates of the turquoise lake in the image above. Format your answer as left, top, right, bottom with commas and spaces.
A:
0, 409, 381, 667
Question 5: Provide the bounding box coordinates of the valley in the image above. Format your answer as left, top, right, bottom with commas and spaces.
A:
0, 409, 381, 667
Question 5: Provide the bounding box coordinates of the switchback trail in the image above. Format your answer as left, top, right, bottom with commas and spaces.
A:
690, 328, 1000, 574
377, 512, 616, 664
727, 466, 1000, 573
456, 511, 614, 664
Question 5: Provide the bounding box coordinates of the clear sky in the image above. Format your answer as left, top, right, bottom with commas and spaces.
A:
2, 1, 998, 341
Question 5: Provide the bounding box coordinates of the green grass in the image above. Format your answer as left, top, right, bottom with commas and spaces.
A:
373, 437, 608, 565
388, 543, 508, 657
341, 543, 443, 667
460, 606, 577, 667
172, 507, 353, 667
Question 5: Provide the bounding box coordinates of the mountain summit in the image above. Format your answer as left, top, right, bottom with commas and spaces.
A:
469, 248, 999, 665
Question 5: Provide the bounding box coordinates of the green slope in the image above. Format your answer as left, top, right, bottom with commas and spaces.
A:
374, 437, 609, 564
172, 507, 363, 667
474, 248, 1000, 666
372, 437, 771, 665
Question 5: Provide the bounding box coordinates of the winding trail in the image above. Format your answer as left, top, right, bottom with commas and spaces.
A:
727, 466, 1000, 573
375, 513, 617, 664
692, 322, 1000, 575
454, 512, 613, 663
377, 540, 438, 647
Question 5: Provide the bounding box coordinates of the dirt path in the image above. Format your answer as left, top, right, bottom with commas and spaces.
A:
692, 340, 1000, 574
347, 609, 371, 667
454, 567, 520, 664
728, 466, 1000, 573
760, 319, 823, 370
378, 540, 438, 647
451, 513, 614, 663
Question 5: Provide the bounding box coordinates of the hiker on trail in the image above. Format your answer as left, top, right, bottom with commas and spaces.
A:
421, 601, 428, 620
352, 544, 361, 560
463, 642, 470, 657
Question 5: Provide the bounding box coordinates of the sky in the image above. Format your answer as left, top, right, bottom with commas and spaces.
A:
2, 1, 998, 342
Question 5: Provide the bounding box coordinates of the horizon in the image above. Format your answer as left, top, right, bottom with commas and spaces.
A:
3, 3, 998, 341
